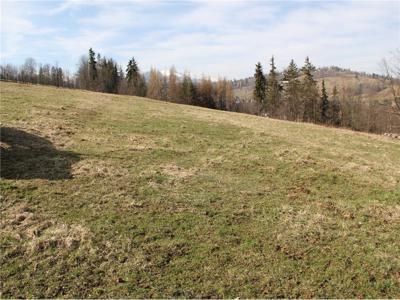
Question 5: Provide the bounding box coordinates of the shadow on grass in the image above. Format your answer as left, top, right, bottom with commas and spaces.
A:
0, 127, 80, 180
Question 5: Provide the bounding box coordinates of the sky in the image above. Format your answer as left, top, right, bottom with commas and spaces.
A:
1, 0, 399, 79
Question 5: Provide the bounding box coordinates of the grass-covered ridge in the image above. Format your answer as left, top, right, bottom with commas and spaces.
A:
1, 82, 399, 298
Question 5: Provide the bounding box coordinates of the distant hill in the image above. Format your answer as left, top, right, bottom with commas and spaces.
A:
232, 66, 392, 103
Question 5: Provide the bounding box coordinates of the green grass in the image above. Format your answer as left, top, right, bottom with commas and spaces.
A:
1, 82, 399, 298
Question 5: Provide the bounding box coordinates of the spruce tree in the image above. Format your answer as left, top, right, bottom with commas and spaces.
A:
181, 73, 196, 105
88, 48, 98, 90
126, 57, 139, 94
253, 62, 266, 114
283, 59, 301, 120
126, 57, 138, 82
320, 80, 329, 124
330, 85, 342, 126
111, 63, 119, 93
301, 57, 318, 123
266, 56, 280, 117
283, 59, 298, 81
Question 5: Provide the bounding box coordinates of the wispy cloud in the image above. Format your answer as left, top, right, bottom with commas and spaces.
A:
1, 0, 399, 78
45, 0, 84, 16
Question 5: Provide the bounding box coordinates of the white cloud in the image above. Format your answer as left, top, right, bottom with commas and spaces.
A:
0, 1, 60, 61
1, 0, 399, 78
46, 0, 83, 15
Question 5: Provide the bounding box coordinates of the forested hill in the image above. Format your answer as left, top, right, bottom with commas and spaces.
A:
232, 66, 389, 101
231, 66, 400, 133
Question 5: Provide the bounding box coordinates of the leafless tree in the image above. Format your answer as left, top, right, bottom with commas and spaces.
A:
381, 49, 400, 115
167, 66, 179, 102
147, 68, 164, 100
20, 57, 37, 83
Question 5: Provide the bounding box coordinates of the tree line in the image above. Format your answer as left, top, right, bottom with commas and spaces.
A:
253, 56, 342, 125
76, 48, 234, 110
0, 58, 74, 88
1, 49, 399, 134
0, 48, 235, 111
252, 56, 400, 133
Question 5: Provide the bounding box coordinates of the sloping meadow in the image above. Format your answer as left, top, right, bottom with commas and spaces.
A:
1, 82, 399, 298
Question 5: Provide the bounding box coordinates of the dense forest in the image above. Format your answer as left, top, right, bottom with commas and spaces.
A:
1, 48, 399, 134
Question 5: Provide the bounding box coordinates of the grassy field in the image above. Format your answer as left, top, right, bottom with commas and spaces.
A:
1, 81, 399, 298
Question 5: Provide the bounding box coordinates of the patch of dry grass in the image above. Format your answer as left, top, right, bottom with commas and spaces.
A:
1, 82, 399, 298
71, 159, 128, 178
0, 204, 92, 255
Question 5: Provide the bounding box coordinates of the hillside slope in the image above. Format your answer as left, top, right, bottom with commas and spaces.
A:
233, 69, 392, 102
1, 82, 399, 298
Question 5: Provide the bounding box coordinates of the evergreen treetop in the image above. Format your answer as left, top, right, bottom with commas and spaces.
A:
253, 62, 266, 110
283, 59, 299, 81
301, 56, 316, 82
126, 57, 139, 83
88, 48, 97, 81
320, 80, 329, 123
266, 56, 280, 116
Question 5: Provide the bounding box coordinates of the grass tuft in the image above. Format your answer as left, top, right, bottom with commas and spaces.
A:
1, 82, 399, 298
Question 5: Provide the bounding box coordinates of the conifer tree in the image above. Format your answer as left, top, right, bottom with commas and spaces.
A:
283, 59, 301, 120
126, 57, 139, 94
330, 85, 342, 126
266, 56, 280, 117
88, 48, 97, 90
96, 57, 120, 93
320, 80, 329, 123
253, 62, 266, 114
301, 57, 319, 123
180, 73, 196, 105
111, 63, 119, 93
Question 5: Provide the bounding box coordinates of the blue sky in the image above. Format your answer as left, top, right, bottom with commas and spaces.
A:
1, 0, 399, 79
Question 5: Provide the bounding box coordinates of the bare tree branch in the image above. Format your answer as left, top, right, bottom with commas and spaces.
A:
380, 49, 400, 115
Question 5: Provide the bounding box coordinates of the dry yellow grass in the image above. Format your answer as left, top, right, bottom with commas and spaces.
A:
1, 82, 399, 298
